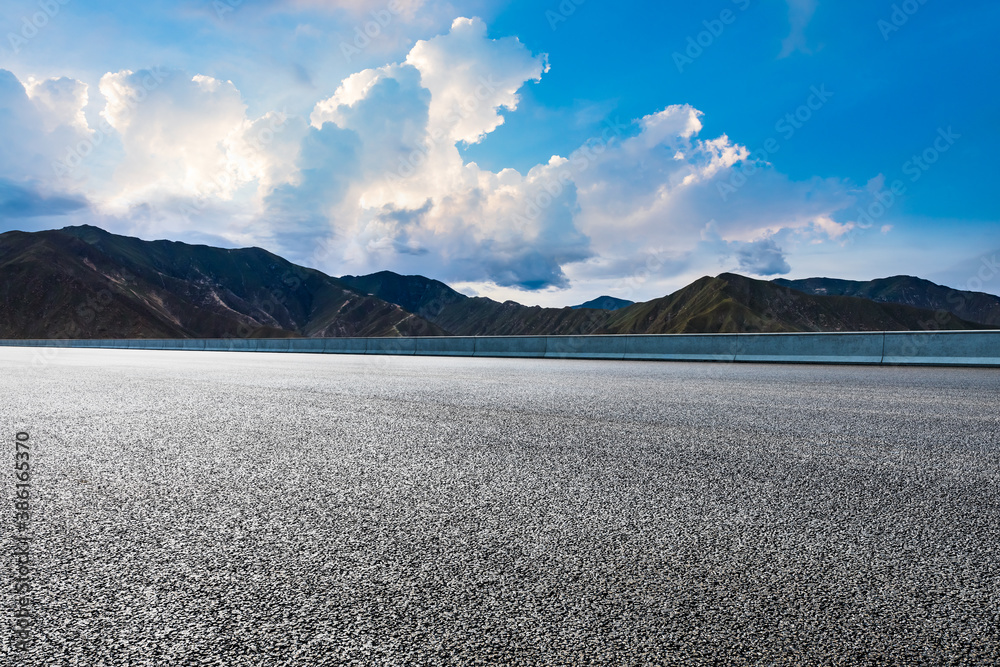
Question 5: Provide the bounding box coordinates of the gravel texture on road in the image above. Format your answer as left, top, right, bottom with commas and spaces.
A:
1, 348, 999, 666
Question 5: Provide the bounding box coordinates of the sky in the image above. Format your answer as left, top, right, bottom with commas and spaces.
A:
0, 0, 998, 305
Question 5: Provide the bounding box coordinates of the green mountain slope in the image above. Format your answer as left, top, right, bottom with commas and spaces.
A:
1, 226, 991, 339
340, 271, 610, 336
0, 226, 445, 339
342, 270, 991, 336
604, 273, 987, 333
773, 275, 1000, 326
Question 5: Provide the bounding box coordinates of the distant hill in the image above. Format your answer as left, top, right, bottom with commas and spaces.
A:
0, 226, 445, 339
604, 273, 986, 333
571, 296, 634, 311
339, 271, 609, 336
773, 275, 1000, 326
0, 226, 991, 339
342, 270, 989, 336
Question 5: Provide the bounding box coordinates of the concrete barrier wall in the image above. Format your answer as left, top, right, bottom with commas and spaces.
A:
199, 339, 261, 352
474, 336, 547, 358
324, 338, 368, 355
253, 339, 289, 352
415, 337, 477, 357
625, 334, 739, 362
366, 338, 416, 355
883, 331, 1000, 366
289, 339, 327, 353
1, 332, 997, 366
546, 336, 627, 360
736, 332, 885, 365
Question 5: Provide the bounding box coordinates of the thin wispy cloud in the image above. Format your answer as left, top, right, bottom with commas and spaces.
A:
780, 0, 819, 57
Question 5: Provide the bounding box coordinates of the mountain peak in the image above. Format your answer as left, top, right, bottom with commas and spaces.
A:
570, 296, 635, 311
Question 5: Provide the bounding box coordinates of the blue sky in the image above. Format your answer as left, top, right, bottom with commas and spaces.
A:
0, 0, 997, 304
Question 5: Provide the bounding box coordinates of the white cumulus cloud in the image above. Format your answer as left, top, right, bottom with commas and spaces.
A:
94, 68, 307, 222
0, 14, 884, 300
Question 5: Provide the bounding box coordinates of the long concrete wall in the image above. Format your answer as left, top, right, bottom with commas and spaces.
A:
1, 331, 998, 366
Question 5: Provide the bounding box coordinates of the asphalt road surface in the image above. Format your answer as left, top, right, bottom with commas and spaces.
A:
2, 348, 998, 665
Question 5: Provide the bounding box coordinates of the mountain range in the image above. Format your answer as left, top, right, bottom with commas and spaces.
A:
0, 225, 996, 339
0, 226, 444, 339
774, 276, 1000, 326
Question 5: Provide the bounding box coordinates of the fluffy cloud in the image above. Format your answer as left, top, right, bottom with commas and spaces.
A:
0, 15, 881, 298
552, 104, 861, 288
0, 70, 93, 223
24, 77, 90, 134
0, 70, 47, 180
265, 121, 361, 252
404, 17, 548, 144
732, 238, 792, 275
98, 69, 252, 206
310, 62, 430, 182
290, 16, 584, 288
292, 17, 856, 290
82, 67, 312, 241
0, 71, 83, 179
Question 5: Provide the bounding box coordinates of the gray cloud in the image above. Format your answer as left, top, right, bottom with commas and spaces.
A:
264, 121, 362, 257
733, 238, 791, 276
0, 179, 88, 218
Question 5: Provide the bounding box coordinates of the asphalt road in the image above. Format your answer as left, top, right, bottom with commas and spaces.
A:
2, 349, 999, 665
